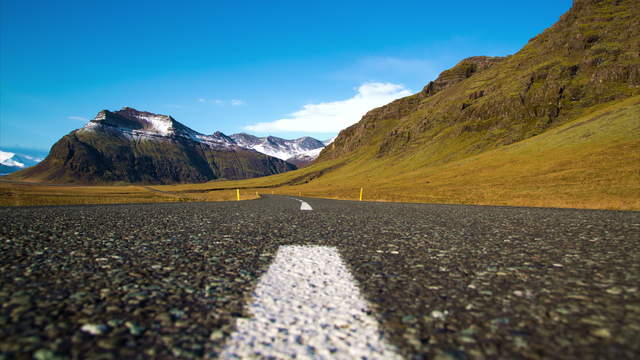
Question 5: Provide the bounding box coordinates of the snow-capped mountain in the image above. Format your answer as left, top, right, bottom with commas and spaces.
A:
283, 136, 335, 167
0, 149, 46, 175
9, 107, 296, 184
230, 133, 327, 167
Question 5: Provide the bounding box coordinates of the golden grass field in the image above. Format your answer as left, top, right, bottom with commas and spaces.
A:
0, 182, 260, 207
1, 97, 639, 210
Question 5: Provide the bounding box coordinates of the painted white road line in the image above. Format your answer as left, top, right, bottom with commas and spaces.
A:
220, 245, 402, 360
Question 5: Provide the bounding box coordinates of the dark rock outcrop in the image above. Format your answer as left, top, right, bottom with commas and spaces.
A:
420, 56, 505, 98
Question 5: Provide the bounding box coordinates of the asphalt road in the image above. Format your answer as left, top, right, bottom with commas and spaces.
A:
1, 195, 639, 359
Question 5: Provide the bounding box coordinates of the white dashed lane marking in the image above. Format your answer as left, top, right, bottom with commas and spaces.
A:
220, 245, 402, 359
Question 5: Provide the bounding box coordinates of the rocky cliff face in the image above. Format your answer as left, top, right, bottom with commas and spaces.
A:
11, 108, 296, 184
319, 0, 640, 163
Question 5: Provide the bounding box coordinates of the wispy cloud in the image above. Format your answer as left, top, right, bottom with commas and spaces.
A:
67, 116, 88, 121
332, 56, 443, 86
245, 82, 411, 133
198, 98, 245, 106
360, 56, 435, 74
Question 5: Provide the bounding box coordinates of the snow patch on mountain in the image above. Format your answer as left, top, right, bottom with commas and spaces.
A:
141, 115, 172, 135
297, 147, 323, 159
284, 147, 325, 168
81, 107, 238, 150
324, 136, 337, 146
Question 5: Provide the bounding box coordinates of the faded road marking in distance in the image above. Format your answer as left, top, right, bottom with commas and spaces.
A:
290, 197, 313, 210
299, 200, 313, 211
220, 245, 402, 359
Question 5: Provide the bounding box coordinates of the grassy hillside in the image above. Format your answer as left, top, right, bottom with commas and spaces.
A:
275, 96, 640, 209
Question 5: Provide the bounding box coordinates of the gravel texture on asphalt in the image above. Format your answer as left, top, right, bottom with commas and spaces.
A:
1, 195, 639, 359
221, 245, 401, 359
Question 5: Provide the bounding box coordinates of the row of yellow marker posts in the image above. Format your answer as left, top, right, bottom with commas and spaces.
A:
235, 188, 365, 201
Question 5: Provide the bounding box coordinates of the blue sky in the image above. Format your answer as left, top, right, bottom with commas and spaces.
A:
0, 0, 572, 151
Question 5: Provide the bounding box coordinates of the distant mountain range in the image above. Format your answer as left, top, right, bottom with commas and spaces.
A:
230, 133, 333, 167
0, 149, 47, 175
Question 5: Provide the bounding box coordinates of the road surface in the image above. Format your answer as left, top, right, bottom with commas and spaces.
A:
1, 195, 638, 359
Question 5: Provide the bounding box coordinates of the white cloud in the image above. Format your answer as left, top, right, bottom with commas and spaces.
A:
245, 82, 412, 133
68, 116, 88, 121
230, 99, 245, 106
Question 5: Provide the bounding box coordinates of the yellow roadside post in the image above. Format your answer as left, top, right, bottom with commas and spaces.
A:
236, 189, 240, 201
359, 187, 363, 201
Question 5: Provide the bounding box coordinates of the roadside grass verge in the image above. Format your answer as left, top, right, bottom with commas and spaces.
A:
0, 182, 259, 207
